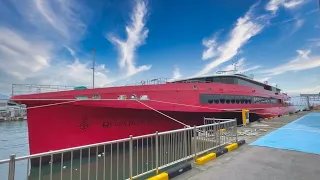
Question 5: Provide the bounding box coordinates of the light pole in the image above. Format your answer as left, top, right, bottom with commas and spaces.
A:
91, 48, 95, 89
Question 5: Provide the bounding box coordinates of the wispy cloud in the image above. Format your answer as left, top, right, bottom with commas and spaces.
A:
266, 0, 305, 12
0, 28, 111, 94
196, 3, 266, 76
202, 33, 220, 60
286, 86, 320, 94
288, 18, 304, 36
0, 28, 52, 80
108, 0, 151, 77
28, 0, 90, 42
262, 49, 320, 76
256, 77, 271, 83
223, 58, 261, 73
172, 66, 182, 80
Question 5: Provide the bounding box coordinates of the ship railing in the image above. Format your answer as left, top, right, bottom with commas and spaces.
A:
11, 78, 214, 96
11, 84, 76, 96
0, 118, 237, 180
125, 78, 213, 86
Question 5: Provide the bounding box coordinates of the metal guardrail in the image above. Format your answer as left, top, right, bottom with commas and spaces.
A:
11, 84, 76, 96
0, 118, 237, 180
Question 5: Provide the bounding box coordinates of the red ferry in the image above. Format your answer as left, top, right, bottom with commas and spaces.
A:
10, 73, 295, 155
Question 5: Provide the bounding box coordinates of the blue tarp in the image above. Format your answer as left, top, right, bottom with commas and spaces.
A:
250, 113, 320, 154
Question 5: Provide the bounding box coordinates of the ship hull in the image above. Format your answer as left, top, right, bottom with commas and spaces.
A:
12, 82, 296, 157
27, 102, 295, 155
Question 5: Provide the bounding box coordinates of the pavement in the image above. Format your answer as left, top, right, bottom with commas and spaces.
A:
174, 111, 320, 180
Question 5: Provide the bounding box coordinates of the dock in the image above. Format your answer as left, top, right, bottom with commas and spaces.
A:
173, 111, 320, 180
1, 111, 320, 180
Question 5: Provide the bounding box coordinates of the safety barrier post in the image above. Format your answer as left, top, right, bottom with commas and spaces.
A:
184, 127, 187, 160
155, 131, 159, 174
8, 154, 16, 180
193, 126, 197, 159
129, 135, 133, 180
234, 118, 238, 142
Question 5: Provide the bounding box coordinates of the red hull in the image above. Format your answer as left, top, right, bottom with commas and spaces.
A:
12, 82, 296, 154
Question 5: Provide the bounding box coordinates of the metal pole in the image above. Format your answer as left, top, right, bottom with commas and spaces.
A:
155, 131, 159, 174
91, 48, 95, 89
11, 84, 14, 96
129, 135, 133, 180
193, 126, 197, 159
8, 154, 16, 180
234, 118, 238, 142
183, 128, 187, 160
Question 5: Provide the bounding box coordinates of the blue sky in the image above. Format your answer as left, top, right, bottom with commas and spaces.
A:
0, 0, 319, 96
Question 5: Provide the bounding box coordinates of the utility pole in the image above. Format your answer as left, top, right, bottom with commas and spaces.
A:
91, 48, 95, 89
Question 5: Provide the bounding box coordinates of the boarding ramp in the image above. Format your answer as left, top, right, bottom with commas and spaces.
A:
0, 118, 237, 180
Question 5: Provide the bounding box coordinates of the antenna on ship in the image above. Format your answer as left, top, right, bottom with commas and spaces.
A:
91, 48, 96, 89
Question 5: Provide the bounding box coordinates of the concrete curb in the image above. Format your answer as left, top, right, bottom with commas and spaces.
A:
146, 163, 192, 180
195, 140, 246, 165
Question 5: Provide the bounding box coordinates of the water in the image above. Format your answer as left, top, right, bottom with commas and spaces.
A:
0, 121, 29, 180
0, 121, 173, 180
0, 121, 157, 180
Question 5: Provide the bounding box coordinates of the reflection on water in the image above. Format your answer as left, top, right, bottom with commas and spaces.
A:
27, 143, 157, 180
0, 122, 158, 180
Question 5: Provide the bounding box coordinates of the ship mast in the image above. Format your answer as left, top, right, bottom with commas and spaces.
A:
91, 48, 96, 89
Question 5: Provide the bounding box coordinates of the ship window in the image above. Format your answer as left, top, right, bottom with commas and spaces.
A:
235, 96, 240, 104
240, 96, 245, 104
208, 99, 213, 104
244, 98, 249, 104
230, 96, 236, 104
214, 97, 219, 103
205, 77, 214, 82
220, 96, 225, 104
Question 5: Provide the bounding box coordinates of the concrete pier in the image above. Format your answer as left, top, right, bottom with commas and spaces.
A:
174, 111, 320, 180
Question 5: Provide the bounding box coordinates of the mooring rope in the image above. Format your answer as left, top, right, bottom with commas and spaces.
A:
135, 99, 190, 127
5, 98, 274, 116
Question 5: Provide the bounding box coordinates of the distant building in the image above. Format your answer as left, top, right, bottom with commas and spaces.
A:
0, 102, 26, 120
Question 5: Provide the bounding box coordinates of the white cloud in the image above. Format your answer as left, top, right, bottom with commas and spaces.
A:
50, 60, 110, 87
0, 0, 152, 95
202, 33, 220, 60
262, 49, 320, 76
0, 28, 52, 80
286, 86, 320, 94
0, 28, 111, 94
65, 46, 76, 57
108, 0, 151, 77
287, 18, 305, 36
197, 3, 265, 76
28, 0, 89, 41
266, 0, 305, 12
223, 58, 261, 73
256, 77, 271, 83
172, 66, 182, 80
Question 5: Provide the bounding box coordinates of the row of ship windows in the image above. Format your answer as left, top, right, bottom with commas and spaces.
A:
200, 94, 281, 104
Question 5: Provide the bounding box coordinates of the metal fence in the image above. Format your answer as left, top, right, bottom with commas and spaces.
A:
0, 118, 237, 180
